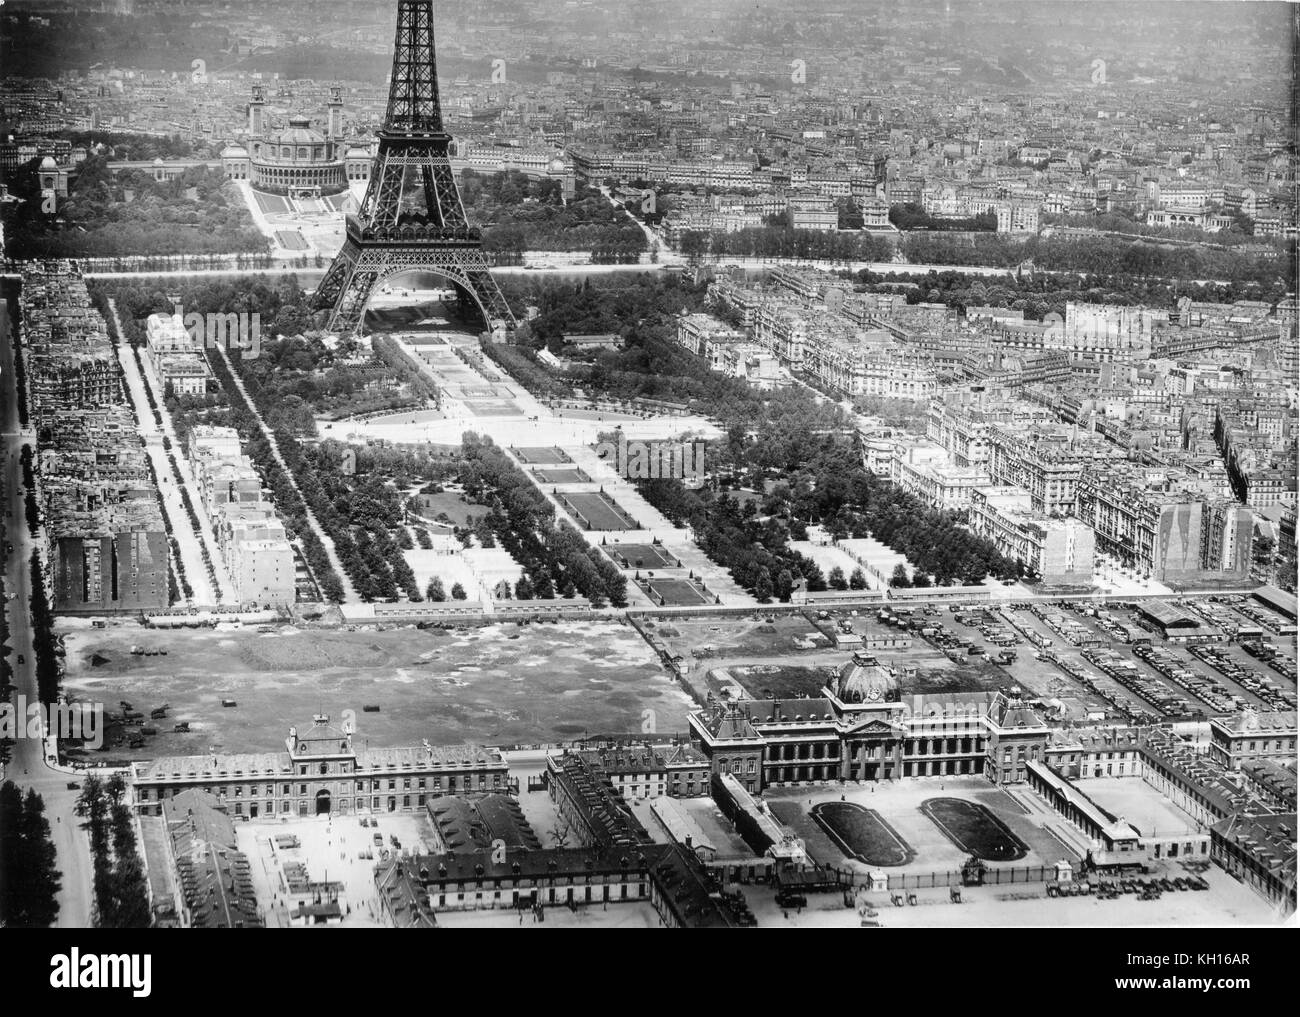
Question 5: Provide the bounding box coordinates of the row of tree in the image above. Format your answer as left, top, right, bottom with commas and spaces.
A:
21, 446, 40, 537
77, 774, 150, 927
0, 781, 61, 927
638, 481, 826, 603
29, 551, 61, 705
845, 266, 1288, 322
678, 225, 896, 264
203, 348, 347, 603
899, 230, 1292, 290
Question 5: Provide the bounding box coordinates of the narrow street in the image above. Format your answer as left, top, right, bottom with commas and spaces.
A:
106, 298, 237, 605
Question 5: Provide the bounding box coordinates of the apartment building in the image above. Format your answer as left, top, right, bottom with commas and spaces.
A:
995, 201, 1039, 233
891, 441, 991, 511
144, 312, 210, 397
1076, 465, 1253, 584
788, 192, 839, 231
20, 266, 169, 614
189, 425, 297, 608
968, 486, 1095, 585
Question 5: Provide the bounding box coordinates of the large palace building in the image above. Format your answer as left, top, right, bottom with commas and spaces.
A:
221, 85, 371, 195
688, 652, 1051, 793
131, 715, 512, 818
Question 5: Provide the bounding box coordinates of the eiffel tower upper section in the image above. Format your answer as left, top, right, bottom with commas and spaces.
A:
382, 0, 448, 137
354, 0, 469, 237
312, 0, 514, 334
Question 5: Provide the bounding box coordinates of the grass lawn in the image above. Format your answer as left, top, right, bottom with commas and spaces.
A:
812, 802, 916, 866
416, 487, 484, 525
605, 543, 679, 569
921, 797, 1029, 862
562, 492, 639, 530
644, 578, 711, 606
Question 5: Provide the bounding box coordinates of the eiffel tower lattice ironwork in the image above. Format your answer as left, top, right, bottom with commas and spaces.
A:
313, 0, 514, 335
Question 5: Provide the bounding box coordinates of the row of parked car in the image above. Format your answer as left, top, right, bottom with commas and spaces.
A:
1083, 647, 1196, 720
1190, 645, 1296, 712
1133, 644, 1236, 714
1048, 875, 1209, 900
1242, 640, 1298, 683
1034, 649, 1156, 725
1103, 876, 1210, 900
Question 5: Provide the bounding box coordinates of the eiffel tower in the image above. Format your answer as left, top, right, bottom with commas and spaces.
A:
313, 0, 514, 335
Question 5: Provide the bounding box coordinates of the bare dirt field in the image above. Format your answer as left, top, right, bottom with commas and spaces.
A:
59, 619, 693, 757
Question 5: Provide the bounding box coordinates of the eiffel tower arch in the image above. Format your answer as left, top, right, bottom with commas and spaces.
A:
313, 0, 515, 336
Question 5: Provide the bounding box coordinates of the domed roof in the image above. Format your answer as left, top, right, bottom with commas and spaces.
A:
547, 156, 567, 173
221, 144, 248, 158
833, 653, 899, 704
270, 116, 326, 146
39, 155, 58, 170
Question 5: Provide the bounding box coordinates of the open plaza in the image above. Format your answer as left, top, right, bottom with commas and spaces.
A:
764, 778, 1064, 875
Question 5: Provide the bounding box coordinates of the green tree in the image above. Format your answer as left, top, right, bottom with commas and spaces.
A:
848, 567, 867, 590
889, 563, 912, 588
450, 582, 467, 600
0, 782, 62, 927
828, 566, 848, 591
426, 577, 446, 602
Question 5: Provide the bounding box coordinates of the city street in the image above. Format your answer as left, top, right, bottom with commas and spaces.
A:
108, 298, 238, 604
109, 310, 223, 606
0, 297, 94, 928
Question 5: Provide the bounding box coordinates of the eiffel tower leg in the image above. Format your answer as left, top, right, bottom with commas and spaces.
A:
458, 252, 513, 327
311, 240, 382, 335
312, 239, 359, 314
329, 265, 382, 335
